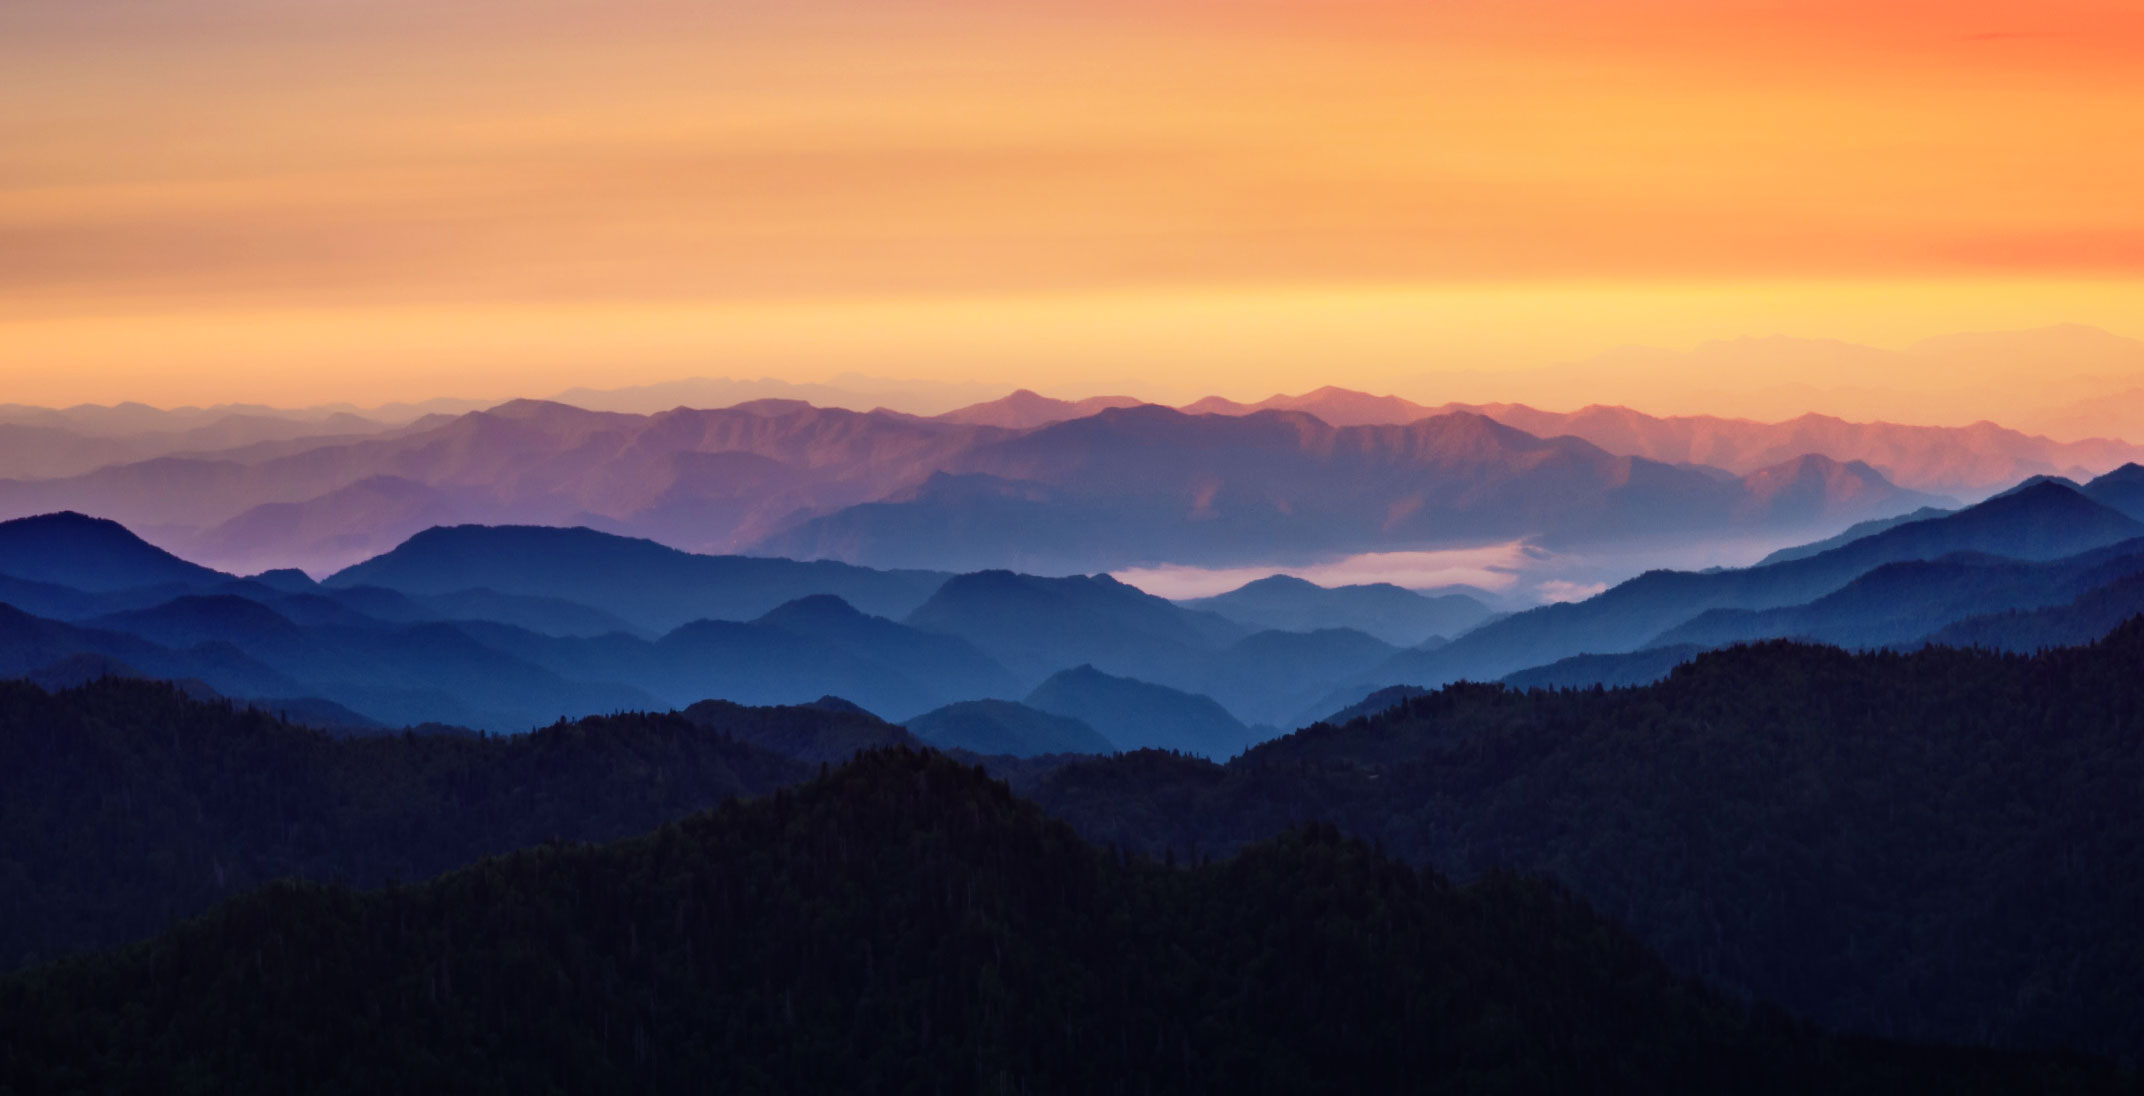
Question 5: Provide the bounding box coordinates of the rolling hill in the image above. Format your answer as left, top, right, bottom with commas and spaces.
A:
1033, 618, 2144, 1057
8, 744, 2121, 1093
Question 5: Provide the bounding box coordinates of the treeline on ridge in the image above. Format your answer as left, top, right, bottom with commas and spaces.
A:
1, 749, 2128, 1095
6, 617, 2144, 1066
0, 679, 843, 969
1027, 617, 2144, 1058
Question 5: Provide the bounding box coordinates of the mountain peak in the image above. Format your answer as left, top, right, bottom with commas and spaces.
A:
728, 398, 819, 416
934, 390, 1143, 429
1239, 573, 1322, 593
756, 593, 868, 626
478, 398, 592, 420
0, 511, 226, 592
1982, 477, 2101, 510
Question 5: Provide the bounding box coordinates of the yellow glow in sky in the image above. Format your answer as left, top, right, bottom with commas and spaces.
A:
3, 0, 2142, 413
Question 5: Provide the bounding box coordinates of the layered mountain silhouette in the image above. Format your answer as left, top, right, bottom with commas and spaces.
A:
1155, 377, 2144, 495
0, 406, 400, 481
759, 406, 1940, 572
329, 523, 948, 633
15, 361, 2144, 1088
10, 463, 2144, 740
1178, 385, 1442, 426
0, 511, 1411, 734
1755, 506, 1953, 565
1193, 627, 1399, 729
1025, 664, 1251, 760
931, 388, 1142, 429
0, 511, 225, 591
16, 742, 2122, 1092
1654, 541, 2144, 651
0, 395, 1967, 577
1482, 405, 2140, 497
1032, 621, 2144, 1058
1928, 570, 2144, 652
2081, 462, 2144, 520
1500, 644, 1707, 690
0, 399, 1012, 573
903, 569, 1245, 688
12, 468, 2143, 738
1322, 479, 2144, 708
1179, 573, 1495, 646
904, 698, 1115, 757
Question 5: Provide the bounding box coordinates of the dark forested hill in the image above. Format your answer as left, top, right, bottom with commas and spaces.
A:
0, 679, 814, 969
1, 749, 2125, 1095
1029, 619, 2144, 1058
0, 511, 227, 591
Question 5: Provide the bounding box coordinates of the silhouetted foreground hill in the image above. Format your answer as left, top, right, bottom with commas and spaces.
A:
0, 679, 813, 969
1032, 618, 2144, 1058
0, 511, 227, 592
2, 749, 2126, 1095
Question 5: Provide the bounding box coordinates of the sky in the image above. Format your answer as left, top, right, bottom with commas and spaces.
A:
5, 0, 2143, 412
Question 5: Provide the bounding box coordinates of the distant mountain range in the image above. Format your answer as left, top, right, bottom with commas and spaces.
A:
757, 406, 1941, 572
1162, 388, 2144, 497
0, 389, 2021, 577
0, 400, 1015, 574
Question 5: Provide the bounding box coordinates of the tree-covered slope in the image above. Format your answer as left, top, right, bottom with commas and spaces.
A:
2, 749, 2125, 1095
0, 679, 812, 970
1029, 619, 2144, 1058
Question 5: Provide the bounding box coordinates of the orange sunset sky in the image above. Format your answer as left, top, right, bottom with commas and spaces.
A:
4, 0, 2142, 415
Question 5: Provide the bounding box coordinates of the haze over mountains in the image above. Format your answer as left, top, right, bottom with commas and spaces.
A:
16, 0, 2144, 1071
0, 394, 1968, 580
8, 351, 2140, 586
3, 332, 2138, 591
3, 451, 2143, 739
11, 381, 2144, 1083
